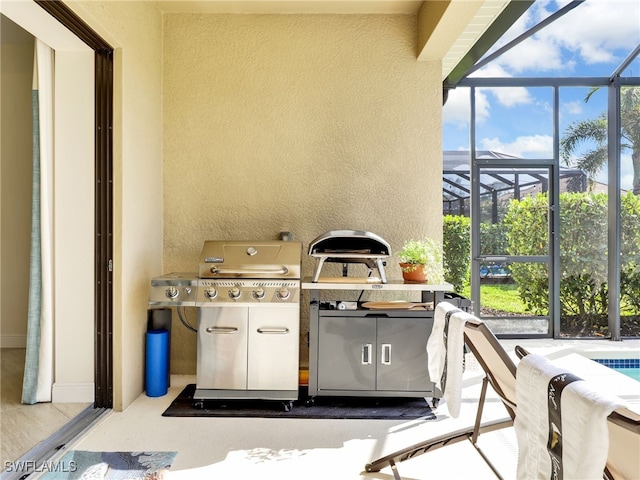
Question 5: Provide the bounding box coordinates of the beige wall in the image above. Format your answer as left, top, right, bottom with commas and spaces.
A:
0, 15, 33, 348
68, 0, 164, 410
163, 14, 443, 374
2, 5, 445, 409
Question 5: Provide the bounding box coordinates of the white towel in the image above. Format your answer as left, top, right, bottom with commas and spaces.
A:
515, 353, 627, 480
426, 302, 460, 393
442, 311, 475, 418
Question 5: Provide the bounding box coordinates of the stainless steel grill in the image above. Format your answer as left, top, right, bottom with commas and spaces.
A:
196, 240, 301, 306
149, 240, 302, 408
149, 273, 197, 307
198, 240, 301, 280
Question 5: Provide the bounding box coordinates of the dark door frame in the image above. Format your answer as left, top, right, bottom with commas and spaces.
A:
471, 160, 557, 338
35, 0, 113, 408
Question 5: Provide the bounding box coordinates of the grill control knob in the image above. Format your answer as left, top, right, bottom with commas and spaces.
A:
229, 286, 242, 300
204, 287, 217, 300
252, 287, 266, 300
276, 287, 290, 301
165, 287, 179, 299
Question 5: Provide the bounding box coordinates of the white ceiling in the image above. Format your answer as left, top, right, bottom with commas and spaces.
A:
439, 0, 511, 78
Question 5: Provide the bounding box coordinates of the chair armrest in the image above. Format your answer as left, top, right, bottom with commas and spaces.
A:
515, 345, 530, 359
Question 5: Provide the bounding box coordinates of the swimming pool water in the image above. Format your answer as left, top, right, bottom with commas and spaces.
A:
593, 358, 640, 382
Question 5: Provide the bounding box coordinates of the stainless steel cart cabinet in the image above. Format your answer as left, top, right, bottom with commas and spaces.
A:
302, 280, 453, 405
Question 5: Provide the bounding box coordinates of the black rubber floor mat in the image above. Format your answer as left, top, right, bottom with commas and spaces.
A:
162, 384, 436, 420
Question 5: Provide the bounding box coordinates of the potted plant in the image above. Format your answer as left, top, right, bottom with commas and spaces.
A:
397, 238, 445, 283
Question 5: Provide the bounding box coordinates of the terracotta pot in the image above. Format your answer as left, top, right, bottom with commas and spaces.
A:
399, 263, 427, 283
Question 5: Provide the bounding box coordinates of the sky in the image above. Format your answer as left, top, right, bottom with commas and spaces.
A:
442, 0, 640, 190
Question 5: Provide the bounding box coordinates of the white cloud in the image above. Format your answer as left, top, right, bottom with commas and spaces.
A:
480, 135, 554, 158
479, 1, 566, 73
485, 86, 534, 108
443, 88, 469, 126
542, 1, 640, 65
562, 100, 584, 115
471, 64, 534, 107
621, 172, 634, 192
620, 152, 635, 191
481, 0, 640, 75
443, 87, 491, 126
499, 37, 567, 73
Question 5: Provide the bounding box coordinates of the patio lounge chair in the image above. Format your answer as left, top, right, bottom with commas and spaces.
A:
364, 316, 640, 480
515, 349, 640, 480
605, 406, 640, 479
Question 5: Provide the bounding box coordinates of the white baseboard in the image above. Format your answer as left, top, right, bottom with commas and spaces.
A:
52, 382, 95, 403
1, 334, 27, 348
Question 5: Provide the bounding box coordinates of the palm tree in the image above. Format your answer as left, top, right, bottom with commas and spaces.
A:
560, 87, 640, 194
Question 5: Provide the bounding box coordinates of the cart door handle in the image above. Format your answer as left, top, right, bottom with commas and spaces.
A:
205, 326, 238, 334
257, 327, 289, 334
362, 343, 372, 365
381, 344, 391, 365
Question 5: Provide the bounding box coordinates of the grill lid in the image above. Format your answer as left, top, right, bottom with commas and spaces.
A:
198, 240, 302, 279
308, 230, 390, 283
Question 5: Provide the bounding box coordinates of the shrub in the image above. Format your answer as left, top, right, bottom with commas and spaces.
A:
503, 191, 640, 317
443, 191, 640, 321
443, 215, 470, 291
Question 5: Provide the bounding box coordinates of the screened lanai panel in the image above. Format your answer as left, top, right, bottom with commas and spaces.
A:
480, 262, 549, 335
443, 150, 584, 217
473, 1, 640, 80
478, 167, 550, 259
442, 0, 640, 338
619, 86, 640, 337
558, 189, 609, 336
474, 87, 553, 159
558, 85, 608, 337
475, 165, 551, 336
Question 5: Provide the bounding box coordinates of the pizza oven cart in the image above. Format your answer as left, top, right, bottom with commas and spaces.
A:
303, 230, 453, 407
302, 281, 452, 407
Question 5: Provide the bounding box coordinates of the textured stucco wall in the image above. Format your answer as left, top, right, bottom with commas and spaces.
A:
163, 14, 443, 373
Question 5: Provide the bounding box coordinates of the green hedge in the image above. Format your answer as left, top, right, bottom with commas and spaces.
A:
443, 215, 470, 291
443, 192, 640, 317
502, 191, 640, 316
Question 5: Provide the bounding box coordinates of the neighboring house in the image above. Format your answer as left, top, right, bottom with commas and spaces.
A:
0, 1, 529, 411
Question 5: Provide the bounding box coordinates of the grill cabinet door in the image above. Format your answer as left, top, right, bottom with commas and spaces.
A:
318, 316, 376, 390
376, 317, 431, 391
197, 307, 248, 389
247, 306, 299, 391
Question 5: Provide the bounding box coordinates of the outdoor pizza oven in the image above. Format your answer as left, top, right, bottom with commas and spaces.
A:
308, 230, 391, 283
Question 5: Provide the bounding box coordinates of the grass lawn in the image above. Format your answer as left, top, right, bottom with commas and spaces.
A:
460, 283, 528, 314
